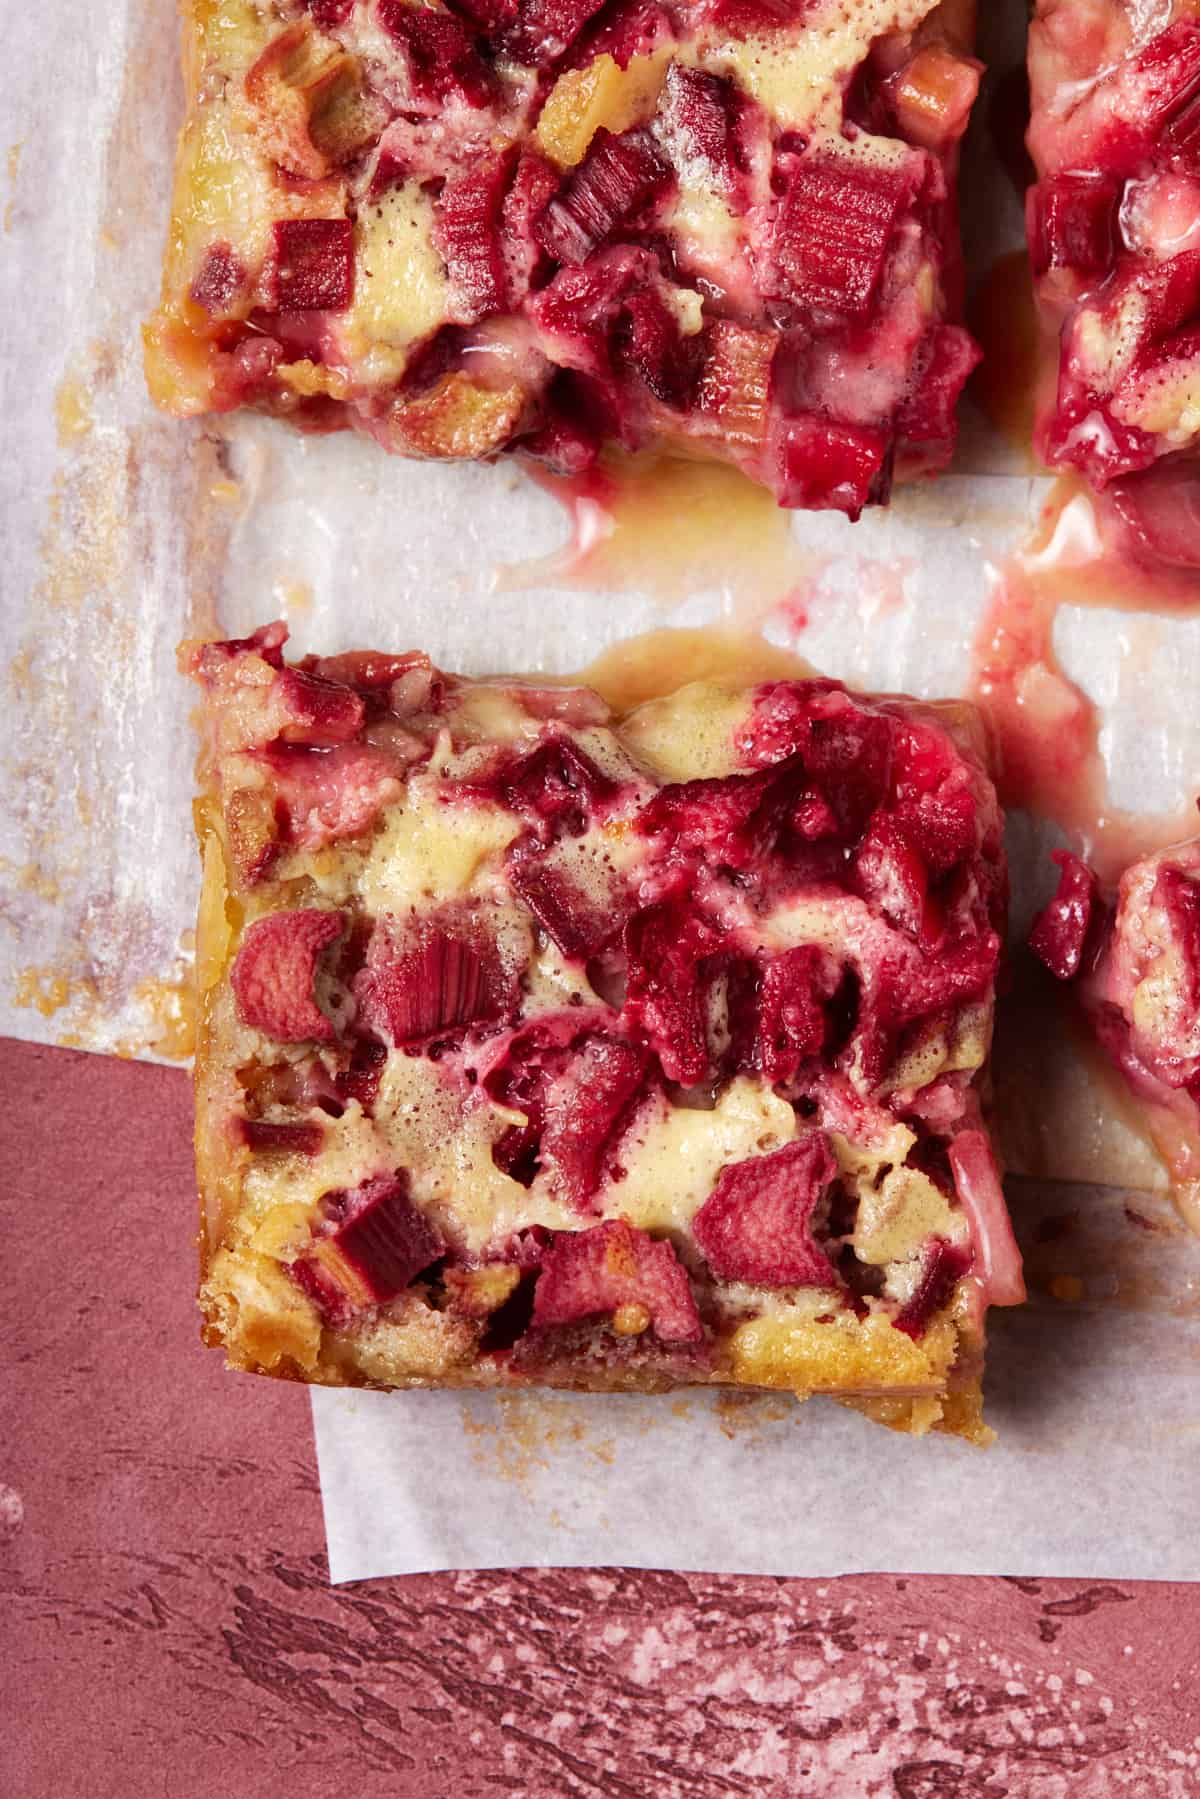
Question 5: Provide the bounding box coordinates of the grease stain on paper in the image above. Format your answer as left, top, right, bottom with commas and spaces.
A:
460, 1395, 623, 1489
501, 452, 812, 621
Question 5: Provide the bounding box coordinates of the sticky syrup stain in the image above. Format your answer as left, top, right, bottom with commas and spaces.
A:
967, 251, 1043, 463
502, 450, 808, 620
969, 476, 1200, 884
125, 977, 197, 1061
54, 375, 93, 447
580, 625, 815, 716
4, 140, 21, 233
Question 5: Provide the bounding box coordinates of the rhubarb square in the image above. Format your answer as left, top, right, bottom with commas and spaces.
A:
188, 624, 1022, 1438
1032, 844, 1200, 1229
1027, 0, 1200, 485
145, 0, 982, 516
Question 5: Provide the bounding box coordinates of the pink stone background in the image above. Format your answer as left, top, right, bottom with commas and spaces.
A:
4, 1036, 1200, 1796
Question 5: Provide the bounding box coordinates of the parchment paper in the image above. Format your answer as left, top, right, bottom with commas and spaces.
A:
5, 0, 1200, 1581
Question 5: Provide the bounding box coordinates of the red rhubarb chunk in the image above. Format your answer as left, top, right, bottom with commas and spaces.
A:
502, 738, 617, 839
435, 154, 514, 322
640, 763, 799, 870
191, 621, 288, 677
534, 128, 669, 266
507, 840, 628, 959
895, 325, 981, 455
271, 218, 354, 312
1027, 175, 1119, 280
231, 909, 345, 1043
275, 666, 365, 744
377, 0, 493, 105
316, 1172, 444, 1302
190, 243, 246, 314
692, 1135, 841, 1288
307, 0, 354, 25
767, 157, 913, 317
539, 1034, 652, 1209
504, 0, 608, 66
774, 414, 890, 518
659, 63, 741, 181
531, 1218, 702, 1341
354, 915, 516, 1047
237, 1117, 327, 1155
442, 0, 518, 28
1029, 850, 1107, 982
852, 814, 931, 941
755, 946, 834, 1084
623, 904, 720, 1085
257, 741, 402, 849
892, 1237, 970, 1339
616, 288, 700, 407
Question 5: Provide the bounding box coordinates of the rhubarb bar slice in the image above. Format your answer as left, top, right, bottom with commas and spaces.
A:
1032, 843, 1200, 1227
188, 623, 1021, 1438
145, 0, 982, 516
1027, 0, 1200, 485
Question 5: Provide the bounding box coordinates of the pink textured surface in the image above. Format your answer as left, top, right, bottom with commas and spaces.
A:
3, 1037, 1200, 1797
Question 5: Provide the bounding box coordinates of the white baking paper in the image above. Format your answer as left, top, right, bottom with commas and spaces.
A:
6, 0, 1200, 1580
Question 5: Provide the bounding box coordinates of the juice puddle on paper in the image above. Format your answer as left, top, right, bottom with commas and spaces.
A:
500, 450, 809, 619
969, 474, 1200, 883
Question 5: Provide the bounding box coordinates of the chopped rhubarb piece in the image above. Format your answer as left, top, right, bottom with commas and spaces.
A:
230, 909, 345, 1043
852, 814, 932, 942
502, 737, 617, 838
1027, 174, 1119, 281
307, 0, 354, 26
623, 903, 720, 1085
335, 1038, 388, 1113
435, 154, 515, 323
893, 1238, 971, 1339
274, 666, 365, 743
693, 1135, 841, 1288
190, 244, 246, 314
507, 839, 629, 959
695, 321, 776, 459
774, 414, 891, 518
754, 946, 835, 1084
616, 288, 700, 407
539, 1033, 652, 1209
355, 915, 516, 1047
377, 0, 493, 105
443, 0, 518, 27
534, 127, 669, 265
947, 1132, 1025, 1308
270, 218, 354, 311
237, 1117, 327, 1155
658, 63, 741, 182
256, 741, 402, 850
531, 1219, 702, 1342
300, 1171, 443, 1310
766, 156, 916, 318
640, 763, 798, 871
1029, 849, 1107, 982
895, 326, 981, 458
504, 0, 608, 66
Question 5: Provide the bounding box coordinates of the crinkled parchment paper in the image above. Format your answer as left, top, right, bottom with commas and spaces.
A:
5, 0, 1200, 1579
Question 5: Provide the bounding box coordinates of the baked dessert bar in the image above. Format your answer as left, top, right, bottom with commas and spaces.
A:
145, 0, 983, 517
1032, 841, 1200, 1227
188, 623, 1022, 1439
1027, 0, 1200, 485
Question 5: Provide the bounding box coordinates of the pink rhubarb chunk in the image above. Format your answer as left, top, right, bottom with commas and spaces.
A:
948, 1130, 1025, 1307
534, 128, 669, 265
354, 915, 516, 1046
295, 1171, 443, 1316
1029, 849, 1107, 982
531, 1218, 703, 1341
271, 219, 354, 312
230, 909, 345, 1043
692, 1134, 840, 1287
539, 1033, 652, 1209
